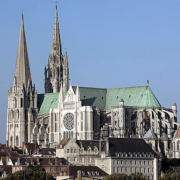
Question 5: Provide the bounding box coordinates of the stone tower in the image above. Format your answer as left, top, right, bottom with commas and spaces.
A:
44, 5, 69, 93
6, 14, 37, 147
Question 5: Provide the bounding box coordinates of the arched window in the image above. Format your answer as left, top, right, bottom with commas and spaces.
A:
21, 98, 23, 107
177, 141, 179, 151
14, 98, 17, 108
10, 136, 13, 146
11, 111, 14, 119
16, 110, 19, 119
16, 136, 18, 146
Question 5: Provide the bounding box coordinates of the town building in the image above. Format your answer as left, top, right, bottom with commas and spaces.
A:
95, 138, 161, 180
6, 4, 179, 159
56, 138, 106, 166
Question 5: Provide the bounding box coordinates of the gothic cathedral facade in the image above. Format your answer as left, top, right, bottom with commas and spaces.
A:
6, 5, 180, 158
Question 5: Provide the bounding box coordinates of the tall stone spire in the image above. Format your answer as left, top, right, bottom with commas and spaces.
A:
14, 14, 31, 88
52, 5, 62, 55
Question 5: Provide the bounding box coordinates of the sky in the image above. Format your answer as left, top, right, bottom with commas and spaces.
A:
0, 0, 180, 143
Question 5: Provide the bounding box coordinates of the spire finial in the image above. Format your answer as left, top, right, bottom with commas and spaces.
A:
55, 0, 57, 7
147, 80, 149, 86
22, 9, 23, 19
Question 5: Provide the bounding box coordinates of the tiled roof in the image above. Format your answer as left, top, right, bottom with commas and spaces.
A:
37, 86, 161, 113
66, 166, 108, 176
0, 165, 12, 174
57, 138, 70, 148
76, 140, 106, 151
39, 148, 56, 155
23, 142, 39, 154
20, 157, 69, 166
175, 126, 180, 137
108, 138, 157, 157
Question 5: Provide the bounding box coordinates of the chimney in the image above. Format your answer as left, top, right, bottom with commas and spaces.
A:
37, 148, 39, 154
99, 140, 102, 155
17, 157, 20, 166
77, 170, 82, 180
55, 157, 58, 165
37, 156, 40, 163
106, 138, 109, 156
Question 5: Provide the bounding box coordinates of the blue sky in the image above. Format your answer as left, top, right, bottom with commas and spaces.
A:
0, 0, 180, 143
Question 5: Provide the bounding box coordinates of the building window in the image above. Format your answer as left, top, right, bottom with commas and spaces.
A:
50, 168, 52, 172
88, 149, 91, 154
95, 149, 98, 154
74, 149, 77, 153
89, 157, 91, 162
82, 157, 84, 162
71, 149, 73, 153
74, 157, 77, 162
130, 161, 132, 165
55, 123, 57, 132
67, 149, 69, 153
67, 157, 70, 162
177, 141, 180, 150
139, 161, 141, 165
81, 149, 84, 154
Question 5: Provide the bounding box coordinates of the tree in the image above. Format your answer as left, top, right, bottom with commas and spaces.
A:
128, 172, 147, 180
1, 165, 55, 180
103, 173, 128, 180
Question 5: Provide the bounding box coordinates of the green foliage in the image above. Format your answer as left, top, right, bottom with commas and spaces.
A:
128, 172, 147, 180
1, 165, 55, 180
159, 172, 180, 180
162, 158, 180, 171
103, 173, 147, 180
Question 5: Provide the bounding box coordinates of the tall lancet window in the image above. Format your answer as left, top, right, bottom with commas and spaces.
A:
177, 141, 180, 151
14, 98, 17, 108
55, 114, 57, 132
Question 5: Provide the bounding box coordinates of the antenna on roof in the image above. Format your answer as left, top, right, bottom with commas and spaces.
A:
147, 80, 149, 86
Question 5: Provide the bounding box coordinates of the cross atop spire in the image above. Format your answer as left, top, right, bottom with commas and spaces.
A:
14, 13, 31, 89
52, 4, 62, 55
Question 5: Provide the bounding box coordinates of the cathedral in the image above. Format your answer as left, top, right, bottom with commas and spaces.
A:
6, 5, 180, 158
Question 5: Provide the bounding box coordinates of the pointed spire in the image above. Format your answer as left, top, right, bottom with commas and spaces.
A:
14, 13, 31, 89
59, 81, 64, 103
76, 83, 80, 102
52, 5, 62, 54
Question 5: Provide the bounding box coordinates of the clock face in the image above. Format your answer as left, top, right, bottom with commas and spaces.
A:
63, 113, 74, 130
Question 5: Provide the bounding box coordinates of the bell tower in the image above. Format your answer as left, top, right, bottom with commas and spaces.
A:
44, 4, 69, 93
6, 14, 37, 147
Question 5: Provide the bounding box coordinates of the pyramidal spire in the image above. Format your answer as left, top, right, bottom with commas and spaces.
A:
14, 13, 31, 89
52, 4, 62, 54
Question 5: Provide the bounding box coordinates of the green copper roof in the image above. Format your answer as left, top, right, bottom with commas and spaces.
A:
72, 87, 106, 109
37, 93, 59, 113
106, 86, 161, 109
37, 86, 161, 113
